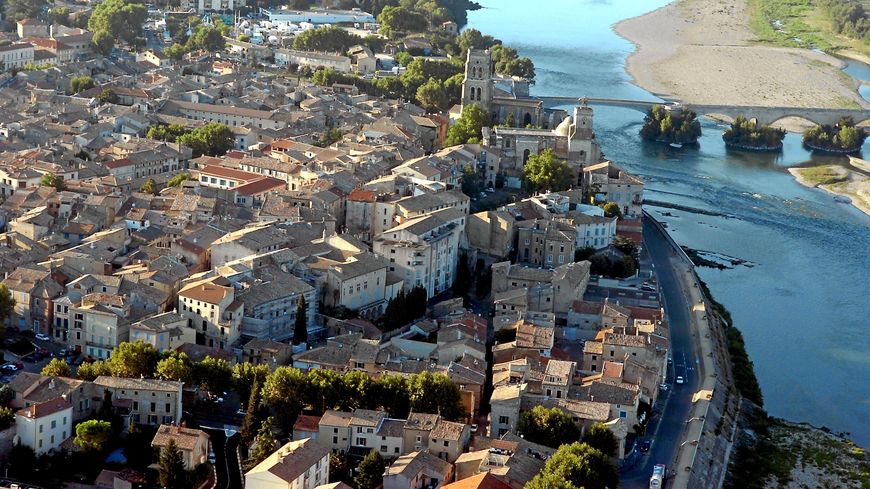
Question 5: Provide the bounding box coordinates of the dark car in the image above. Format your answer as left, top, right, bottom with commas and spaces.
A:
638, 440, 652, 453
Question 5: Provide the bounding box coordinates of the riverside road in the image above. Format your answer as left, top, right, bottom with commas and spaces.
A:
618, 217, 703, 489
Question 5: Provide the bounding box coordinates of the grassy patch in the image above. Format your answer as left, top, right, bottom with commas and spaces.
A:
746, 0, 870, 56
795, 165, 849, 185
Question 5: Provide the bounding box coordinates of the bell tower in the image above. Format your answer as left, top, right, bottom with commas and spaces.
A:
462, 49, 492, 113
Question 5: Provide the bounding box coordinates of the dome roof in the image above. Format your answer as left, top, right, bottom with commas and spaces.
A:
554, 116, 573, 136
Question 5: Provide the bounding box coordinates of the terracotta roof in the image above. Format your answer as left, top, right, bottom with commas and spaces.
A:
234, 177, 285, 196
294, 415, 322, 433
151, 424, 208, 451
348, 188, 375, 202
179, 277, 233, 304
442, 473, 512, 489
16, 396, 71, 419
199, 164, 261, 182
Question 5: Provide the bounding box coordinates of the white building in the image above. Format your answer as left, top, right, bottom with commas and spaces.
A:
15, 397, 73, 454
373, 208, 466, 299
275, 49, 352, 72
0, 43, 35, 70
245, 438, 331, 489
260, 7, 375, 24
178, 276, 243, 350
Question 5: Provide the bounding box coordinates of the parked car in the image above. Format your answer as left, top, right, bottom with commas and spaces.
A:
59, 349, 68, 357
1, 363, 19, 372
35, 333, 50, 341
659, 383, 669, 391
470, 424, 478, 433
676, 375, 685, 385
638, 439, 651, 453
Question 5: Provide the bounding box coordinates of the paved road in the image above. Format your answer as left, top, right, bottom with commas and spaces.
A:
202, 428, 243, 489
619, 218, 702, 489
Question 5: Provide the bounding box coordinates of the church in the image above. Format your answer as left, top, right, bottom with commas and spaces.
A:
460, 49, 604, 189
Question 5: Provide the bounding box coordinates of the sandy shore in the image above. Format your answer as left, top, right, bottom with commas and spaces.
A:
789, 165, 870, 217
614, 0, 870, 111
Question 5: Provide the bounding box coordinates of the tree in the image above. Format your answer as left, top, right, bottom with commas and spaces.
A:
262, 367, 307, 431
378, 6, 428, 38
446, 103, 489, 146
395, 51, 414, 66
148, 124, 190, 143
39, 172, 66, 191
293, 25, 361, 53
88, 0, 148, 52
3, 0, 48, 22
140, 178, 159, 196
240, 378, 263, 446
156, 352, 192, 382
407, 371, 466, 421
293, 295, 308, 346
107, 341, 160, 378
41, 358, 72, 378
232, 362, 271, 406
288, 0, 309, 9
186, 24, 225, 52
523, 149, 573, 193
453, 251, 472, 299
98, 89, 120, 104
460, 164, 482, 199
612, 235, 637, 256
177, 123, 234, 157
0, 283, 16, 325
374, 374, 411, 418
601, 201, 622, 219
329, 452, 351, 485
582, 423, 619, 458
70, 76, 95, 94
354, 449, 386, 489
166, 172, 192, 187
77, 360, 111, 381
416, 77, 448, 112
0, 384, 14, 406
74, 419, 112, 451
517, 405, 581, 449
0, 406, 13, 430
194, 356, 233, 394
244, 416, 278, 471
92, 31, 115, 56
525, 442, 618, 489
7, 443, 36, 479
158, 438, 187, 489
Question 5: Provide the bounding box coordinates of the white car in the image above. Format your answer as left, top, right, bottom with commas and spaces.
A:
675, 376, 685, 385
35, 333, 50, 341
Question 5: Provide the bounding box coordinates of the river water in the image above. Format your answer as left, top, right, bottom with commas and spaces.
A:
467, 0, 870, 446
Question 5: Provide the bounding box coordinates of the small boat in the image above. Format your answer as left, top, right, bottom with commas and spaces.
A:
669, 143, 683, 149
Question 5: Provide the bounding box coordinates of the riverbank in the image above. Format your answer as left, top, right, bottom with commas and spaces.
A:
788, 163, 870, 217
614, 0, 870, 111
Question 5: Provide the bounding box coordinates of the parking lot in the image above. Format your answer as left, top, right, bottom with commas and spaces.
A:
1, 329, 76, 382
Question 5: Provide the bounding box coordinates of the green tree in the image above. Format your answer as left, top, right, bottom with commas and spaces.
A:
0, 385, 14, 406
330, 452, 352, 485
262, 367, 307, 431
378, 6, 429, 38
41, 358, 72, 378
581, 423, 619, 458
7, 443, 36, 479
186, 25, 225, 52
177, 122, 234, 157
517, 405, 581, 449
0, 283, 17, 325
0, 406, 14, 430
194, 356, 233, 394
74, 419, 113, 451
98, 89, 120, 104
232, 362, 271, 405
166, 172, 192, 187
416, 77, 448, 112
107, 341, 160, 378
88, 0, 148, 52
395, 51, 414, 66
39, 172, 66, 191
293, 295, 308, 346
140, 178, 159, 195
92, 31, 115, 56
375, 374, 411, 418
3, 0, 48, 22
240, 378, 263, 446
460, 164, 482, 198
156, 352, 192, 382
524, 442, 618, 489
491, 44, 535, 81
601, 201, 622, 219
523, 149, 573, 193
164, 42, 188, 60
407, 371, 466, 421
244, 416, 278, 471
77, 360, 111, 381
446, 103, 489, 146
158, 438, 187, 489
70, 76, 95, 94
354, 449, 386, 489
293, 25, 361, 53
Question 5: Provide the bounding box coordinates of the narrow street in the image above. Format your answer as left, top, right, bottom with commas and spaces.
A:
618, 217, 702, 489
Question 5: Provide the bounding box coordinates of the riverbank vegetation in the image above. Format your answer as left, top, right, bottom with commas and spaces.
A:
791, 165, 849, 186
722, 116, 786, 150
802, 117, 867, 153
747, 0, 870, 56
639, 105, 702, 145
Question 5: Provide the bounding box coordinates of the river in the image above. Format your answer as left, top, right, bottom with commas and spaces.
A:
467, 0, 870, 446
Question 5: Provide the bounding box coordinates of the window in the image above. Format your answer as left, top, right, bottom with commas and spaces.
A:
333, 436, 338, 444
356, 437, 366, 446
498, 416, 510, 424
381, 445, 387, 452
51, 420, 56, 429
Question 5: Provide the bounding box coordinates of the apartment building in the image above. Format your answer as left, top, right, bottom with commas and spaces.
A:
161, 100, 286, 130
69, 293, 131, 359
245, 438, 331, 489
515, 219, 576, 267
275, 49, 352, 72
178, 276, 243, 350
130, 312, 196, 353
15, 397, 73, 454
0, 43, 34, 69
94, 376, 184, 426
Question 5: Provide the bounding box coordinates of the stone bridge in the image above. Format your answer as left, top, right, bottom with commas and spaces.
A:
539, 96, 870, 127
